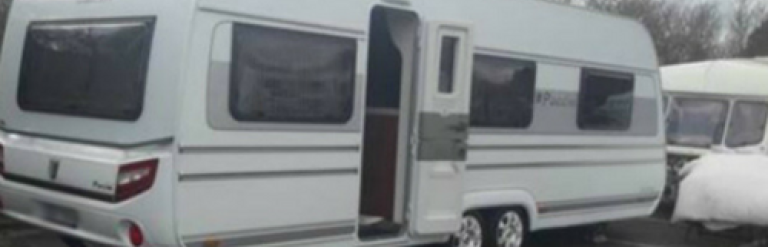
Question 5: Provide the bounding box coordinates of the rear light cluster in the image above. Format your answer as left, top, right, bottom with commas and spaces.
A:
0, 141, 157, 203
115, 159, 158, 202
128, 222, 144, 246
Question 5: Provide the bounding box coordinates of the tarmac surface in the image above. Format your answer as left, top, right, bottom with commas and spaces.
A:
0, 207, 757, 247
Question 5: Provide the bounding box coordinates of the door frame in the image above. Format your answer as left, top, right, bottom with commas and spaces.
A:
357, 4, 422, 240
408, 21, 475, 238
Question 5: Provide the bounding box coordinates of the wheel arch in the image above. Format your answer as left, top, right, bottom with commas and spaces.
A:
462, 190, 540, 231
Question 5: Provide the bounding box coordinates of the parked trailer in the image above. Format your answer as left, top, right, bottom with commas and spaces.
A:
0, 0, 665, 246
661, 59, 768, 203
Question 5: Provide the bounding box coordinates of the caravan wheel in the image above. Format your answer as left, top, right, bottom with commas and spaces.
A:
490, 209, 527, 247
450, 213, 484, 247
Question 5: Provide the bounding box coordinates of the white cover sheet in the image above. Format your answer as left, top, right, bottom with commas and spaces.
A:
672, 153, 768, 230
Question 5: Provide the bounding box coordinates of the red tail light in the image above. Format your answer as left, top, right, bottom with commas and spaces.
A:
128, 223, 144, 246
115, 159, 158, 202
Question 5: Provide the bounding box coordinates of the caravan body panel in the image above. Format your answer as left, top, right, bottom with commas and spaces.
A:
0, 0, 664, 246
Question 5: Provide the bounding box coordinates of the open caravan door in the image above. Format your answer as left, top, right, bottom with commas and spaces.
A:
410, 22, 473, 237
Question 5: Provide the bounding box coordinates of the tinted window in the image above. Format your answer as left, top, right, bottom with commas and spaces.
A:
470, 55, 536, 128
438, 36, 459, 93
666, 98, 728, 147
18, 19, 155, 121
230, 24, 357, 123
726, 101, 768, 147
578, 69, 635, 130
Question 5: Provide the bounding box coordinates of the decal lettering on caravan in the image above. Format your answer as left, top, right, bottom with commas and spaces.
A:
535, 90, 578, 108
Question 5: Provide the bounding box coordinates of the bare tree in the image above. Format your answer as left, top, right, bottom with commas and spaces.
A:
675, 2, 722, 63
723, 0, 768, 57
588, 0, 724, 65
744, 18, 768, 57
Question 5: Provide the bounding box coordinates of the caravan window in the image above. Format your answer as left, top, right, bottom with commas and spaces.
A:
726, 101, 768, 147
470, 55, 536, 128
17, 19, 155, 121
438, 36, 459, 94
666, 98, 728, 147
578, 69, 635, 131
230, 24, 357, 123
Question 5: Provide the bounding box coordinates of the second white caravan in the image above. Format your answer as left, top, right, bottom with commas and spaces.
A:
663, 59, 768, 158
661, 59, 768, 204
0, 0, 665, 246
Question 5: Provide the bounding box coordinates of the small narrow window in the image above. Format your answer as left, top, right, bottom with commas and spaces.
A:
726, 101, 768, 148
578, 69, 635, 131
229, 24, 357, 123
438, 36, 459, 93
470, 55, 537, 128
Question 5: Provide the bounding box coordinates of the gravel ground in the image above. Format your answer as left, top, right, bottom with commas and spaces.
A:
0, 229, 66, 247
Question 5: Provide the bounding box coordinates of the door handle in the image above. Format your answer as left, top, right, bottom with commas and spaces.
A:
450, 123, 468, 132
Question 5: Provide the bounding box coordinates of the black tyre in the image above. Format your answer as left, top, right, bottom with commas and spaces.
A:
449, 212, 485, 247
487, 209, 528, 247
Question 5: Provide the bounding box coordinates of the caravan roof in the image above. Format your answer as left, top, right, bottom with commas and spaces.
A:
661, 59, 768, 97
0, 0, 659, 146
413, 0, 658, 71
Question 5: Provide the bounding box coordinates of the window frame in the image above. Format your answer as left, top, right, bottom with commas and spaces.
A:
724, 100, 768, 148
227, 22, 358, 124
665, 96, 730, 147
206, 22, 364, 132
469, 54, 537, 129
437, 35, 460, 94
577, 68, 636, 131
17, 17, 156, 121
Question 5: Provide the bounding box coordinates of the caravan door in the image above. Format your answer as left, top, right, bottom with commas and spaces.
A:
410, 22, 473, 236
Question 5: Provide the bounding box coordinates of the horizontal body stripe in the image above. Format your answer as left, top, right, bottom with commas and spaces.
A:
180, 168, 359, 182
538, 192, 659, 214
181, 144, 661, 153
467, 144, 664, 151
199, 5, 366, 38
179, 145, 360, 154
475, 46, 658, 75
0, 128, 173, 148
183, 220, 355, 247
3, 174, 114, 202
467, 159, 663, 171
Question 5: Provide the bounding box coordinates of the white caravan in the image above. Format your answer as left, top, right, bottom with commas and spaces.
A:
661, 59, 768, 204
0, 0, 665, 246
663, 60, 768, 167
